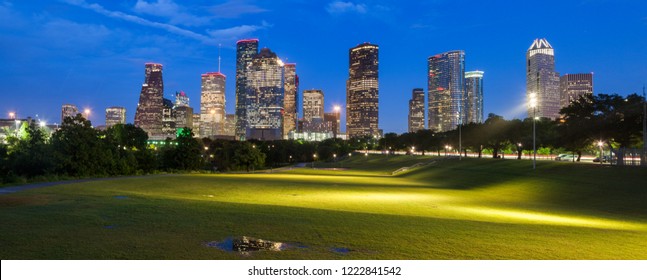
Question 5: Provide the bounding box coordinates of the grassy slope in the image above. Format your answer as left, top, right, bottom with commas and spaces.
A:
1, 156, 646, 259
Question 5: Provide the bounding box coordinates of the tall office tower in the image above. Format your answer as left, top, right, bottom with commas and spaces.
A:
428, 50, 465, 132
560, 73, 593, 108
200, 72, 226, 138
105, 107, 126, 128
173, 91, 193, 130
527, 38, 560, 119
245, 47, 285, 140
324, 110, 341, 138
408, 88, 425, 133
346, 43, 379, 138
303, 89, 324, 122
134, 63, 164, 138
465, 71, 484, 124
283, 63, 298, 138
175, 91, 190, 107
192, 113, 201, 137
302, 89, 325, 133
235, 39, 259, 140
61, 104, 78, 123
161, 98, 176, 138
223, 114, 236, 137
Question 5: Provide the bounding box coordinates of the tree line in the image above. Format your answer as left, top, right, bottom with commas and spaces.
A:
1, 92, 644, 184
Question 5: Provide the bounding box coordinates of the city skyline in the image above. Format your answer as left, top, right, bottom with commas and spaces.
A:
1, 1, 646, 134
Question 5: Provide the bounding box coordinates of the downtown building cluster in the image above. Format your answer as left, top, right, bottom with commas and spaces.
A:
131, 39, 351, 141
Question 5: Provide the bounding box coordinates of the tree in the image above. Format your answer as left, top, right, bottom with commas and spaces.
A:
559, 94, 597, 161
50, 114, 111, 176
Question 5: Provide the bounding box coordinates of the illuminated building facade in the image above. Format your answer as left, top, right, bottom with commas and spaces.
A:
235, 39, 259, 140
175, 91, 189, 107
465, 71, 484, 124
192, 113, 201, 137
173, 91, 193, 130
134, 63, 164, 138
200, 72, 226, 138
61, 104, 78, 123
527, 38, 560, 119
105, 107, 126, 128
560, 73, 593, 108
408, 88, 425, 133
428, 50, 465, 132
283, 63, 298, 138
224, 114, 236, 137
303, 89, 324, 122
324, 111, 341, 138
346, 43, 379, 138
161, 98, 176, 138
245, 47, 285, 141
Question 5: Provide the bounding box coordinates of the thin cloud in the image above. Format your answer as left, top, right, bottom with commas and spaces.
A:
62, 0, 271, 46
207, 21, 271, 41
326, 1, 367, 14
210, 0, 268, 19
133, 0, 211, 26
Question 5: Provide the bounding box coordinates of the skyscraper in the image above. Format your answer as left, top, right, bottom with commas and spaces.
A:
465, 71, 484, 124
200, 72, 226, 138
235, 39, 259, 140
174, 91, 193, 131
134, 63, 164, 139
161, 98, 176, 138
428, 50, 465, 132
527, 38, 560, 119
346, 43, 379, 138
245, 47, 285, 140
283, 63, 298, 139
408, 88, 425, 133
324, 108, 341, 138
302, 89, 325, 133
61, 104, 78, 123
560, 73, 593, 108
105, 107, 126, 128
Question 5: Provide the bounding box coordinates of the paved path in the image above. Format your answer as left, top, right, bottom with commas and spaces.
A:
0, 174, 177, 195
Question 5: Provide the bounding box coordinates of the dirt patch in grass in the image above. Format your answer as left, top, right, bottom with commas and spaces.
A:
0, 195, 54, 207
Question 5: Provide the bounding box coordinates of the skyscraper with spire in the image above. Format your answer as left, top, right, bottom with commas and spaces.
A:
527, 38, 560, 119
200, 72, 226, 137
346, 42, 379, 138
245, 47, 285, 140
134, 63, 164, 139
235, 39, 259, 140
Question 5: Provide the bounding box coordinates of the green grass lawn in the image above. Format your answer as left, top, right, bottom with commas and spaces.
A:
1, 155, 646, 259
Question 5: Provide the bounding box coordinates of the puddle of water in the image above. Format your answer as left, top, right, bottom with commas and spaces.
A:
113, 196, 128, 199
331, 247, 351, 254
207, 236, 304, 253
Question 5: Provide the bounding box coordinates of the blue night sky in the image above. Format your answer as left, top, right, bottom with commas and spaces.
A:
1, 0, 646, 133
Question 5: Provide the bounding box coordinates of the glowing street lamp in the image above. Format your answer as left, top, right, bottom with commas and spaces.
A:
8, 112, 15, 119
84, 108, 91, 120
529, 93, 538, 170
312, 153, 317, 169
597, 141, 604, 165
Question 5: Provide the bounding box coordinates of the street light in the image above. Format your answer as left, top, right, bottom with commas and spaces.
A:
597, 141, 604, 165
8, 112, 15, 119
517, 143, 522, 160
84, 108, 91, 121
529, 93, 538, 170
312, 153, 317, 168
411, 146, 415, 156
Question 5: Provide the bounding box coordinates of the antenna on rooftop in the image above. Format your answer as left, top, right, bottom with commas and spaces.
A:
218, 44, 222, 73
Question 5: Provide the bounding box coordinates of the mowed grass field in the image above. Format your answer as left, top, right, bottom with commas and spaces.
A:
1, 155, 646, 259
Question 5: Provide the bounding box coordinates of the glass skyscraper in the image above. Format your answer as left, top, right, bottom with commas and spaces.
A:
559, 73, 593, 109
526, 38, 560, 119
283, 63, 298, 139
465, 70, 484, 124
235, 39, 259, 140
134, 63, 164, 139
408, 88, 425, 133
200, 72, 226, 137
428, 50, 465, 132
245, 48, 285, 141
105, 107, 126, 128
346, 43, 379, 138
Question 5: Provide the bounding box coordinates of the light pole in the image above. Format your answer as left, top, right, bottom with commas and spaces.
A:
411, 146, 415, 156
312, 154, 317, 169
8, 112, 15, 119
517, 143, 522, 160
458, 112, 462, 161
598, 141, 604, 165
529, 93, 537, 170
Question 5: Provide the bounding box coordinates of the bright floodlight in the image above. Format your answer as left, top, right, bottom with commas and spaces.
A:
333, 105, 341, 112
529, 92, 537, 108
39, 121, 46, 127
597, 141, 604, 147
9, 112, 15, 118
